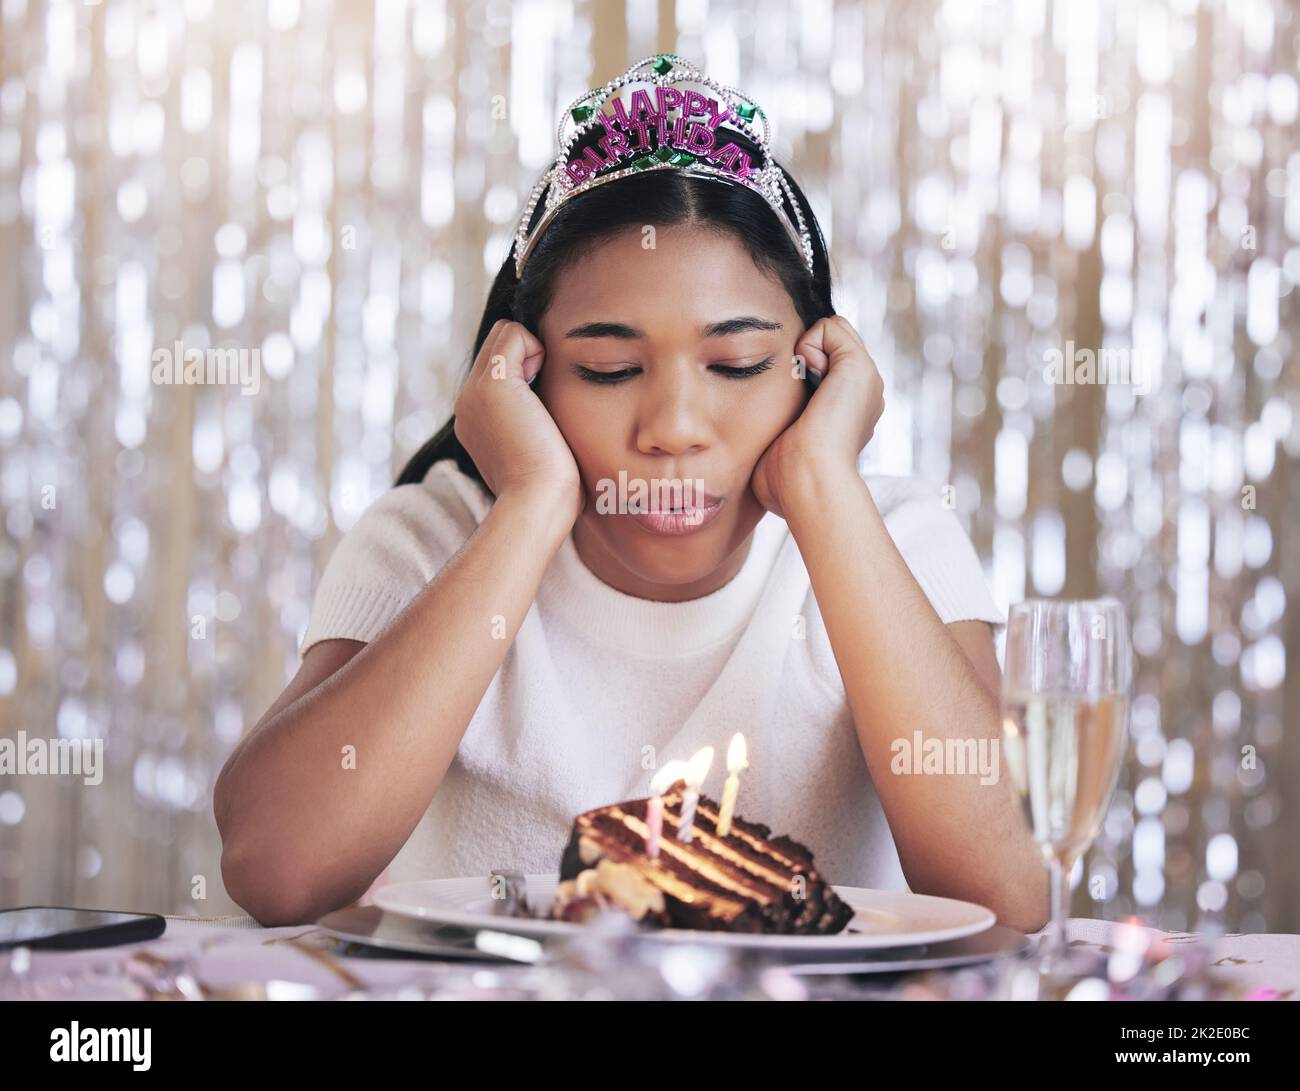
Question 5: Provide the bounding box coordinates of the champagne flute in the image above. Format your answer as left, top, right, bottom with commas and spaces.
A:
1000, 597, 1133, 973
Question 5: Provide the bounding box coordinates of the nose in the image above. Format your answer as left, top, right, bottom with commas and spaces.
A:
634, 367, 713, 457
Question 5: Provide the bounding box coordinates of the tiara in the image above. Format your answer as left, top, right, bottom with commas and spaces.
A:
511, 54, 815, 279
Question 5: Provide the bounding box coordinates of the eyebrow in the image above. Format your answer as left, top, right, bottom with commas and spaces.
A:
562, 316, 784, 340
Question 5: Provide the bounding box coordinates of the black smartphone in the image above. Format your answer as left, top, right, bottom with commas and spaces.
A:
0, 906, 167, 951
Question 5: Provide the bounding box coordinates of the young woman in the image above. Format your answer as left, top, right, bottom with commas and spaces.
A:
215, 58, 1048, 932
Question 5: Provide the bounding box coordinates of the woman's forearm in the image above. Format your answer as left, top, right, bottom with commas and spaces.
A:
218, 486, 575, 924
784, 466, 1046, 931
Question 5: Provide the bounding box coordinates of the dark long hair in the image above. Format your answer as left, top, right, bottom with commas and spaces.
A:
394, 133, 835, 492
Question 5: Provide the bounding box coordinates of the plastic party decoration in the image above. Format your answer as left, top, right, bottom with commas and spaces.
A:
512, 54, 815, 278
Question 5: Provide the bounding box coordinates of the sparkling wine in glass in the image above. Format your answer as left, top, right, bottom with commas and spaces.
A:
1000, 597, 1133, 972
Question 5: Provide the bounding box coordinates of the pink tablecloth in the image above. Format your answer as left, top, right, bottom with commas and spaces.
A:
1, 914, 1297, 1001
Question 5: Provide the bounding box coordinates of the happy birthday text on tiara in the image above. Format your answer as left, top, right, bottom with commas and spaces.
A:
564, 87, 756, 186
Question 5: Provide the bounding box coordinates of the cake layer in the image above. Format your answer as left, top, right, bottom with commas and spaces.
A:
556, 783, 854, 935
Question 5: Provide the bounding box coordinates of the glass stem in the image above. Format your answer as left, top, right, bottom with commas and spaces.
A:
1041, 855, 1071, 970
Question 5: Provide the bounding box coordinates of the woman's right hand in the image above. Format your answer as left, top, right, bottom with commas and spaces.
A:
453, 320, 584, 525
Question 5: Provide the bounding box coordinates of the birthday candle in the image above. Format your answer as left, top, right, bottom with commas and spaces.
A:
676, 746, 715, 843
678, 788, 699, 843
645, 795, 663, 858
716, 732, 749, 838
648, 759, 693, 858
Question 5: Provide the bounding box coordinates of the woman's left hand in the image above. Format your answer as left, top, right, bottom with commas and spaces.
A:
751, 315, 885, 519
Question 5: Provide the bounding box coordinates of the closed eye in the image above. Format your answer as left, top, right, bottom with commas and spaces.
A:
715, 356, 777, 379
576, 366, 639, 385
575, 357, 777, 385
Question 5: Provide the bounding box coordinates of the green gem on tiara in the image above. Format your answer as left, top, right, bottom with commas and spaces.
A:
669, 152, 695, 166
630, 154, 656, 170
653, 145, 675, 162
571, 105, 595, 124
735, 101, 757, 121
652, 55, 674, 75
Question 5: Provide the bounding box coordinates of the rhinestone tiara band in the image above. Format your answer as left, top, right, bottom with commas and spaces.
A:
511, 54, 816, 279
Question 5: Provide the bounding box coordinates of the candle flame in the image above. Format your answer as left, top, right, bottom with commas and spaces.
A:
650, 759, 694, 795
726, 732, 748, 774
687, 745, 714, 788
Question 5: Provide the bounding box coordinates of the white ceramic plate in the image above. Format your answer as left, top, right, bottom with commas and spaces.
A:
372, 874, 996, 952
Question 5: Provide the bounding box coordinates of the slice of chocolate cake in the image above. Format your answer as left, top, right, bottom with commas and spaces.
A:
553, 782, 854, 934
